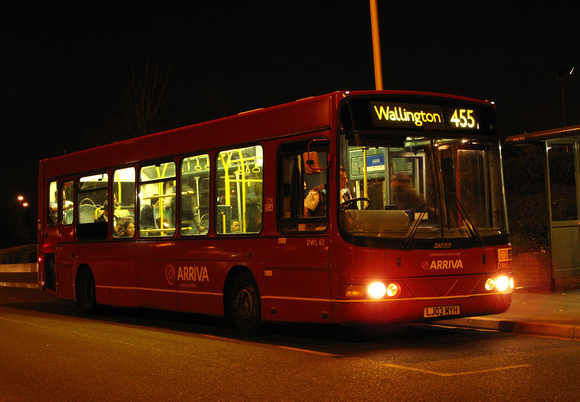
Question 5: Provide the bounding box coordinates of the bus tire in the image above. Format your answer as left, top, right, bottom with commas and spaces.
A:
229, 271, 262, 335
76, 268, 98, 314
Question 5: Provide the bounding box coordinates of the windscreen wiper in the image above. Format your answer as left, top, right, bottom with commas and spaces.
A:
402, 189, 437, 249
448, 193, 482, 245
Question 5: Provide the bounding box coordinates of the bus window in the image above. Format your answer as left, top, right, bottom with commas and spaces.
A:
47, 181, 58, 226
113, 167, 136, 238
77, 173, 108, 240
277, 139, 329, 233
180, 155, 209, 236
61, 181, 75, 226
139, 162, 176, 237
216, 146, 263, 234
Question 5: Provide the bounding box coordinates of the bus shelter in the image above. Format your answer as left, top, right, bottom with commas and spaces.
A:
506, 125, 580, 290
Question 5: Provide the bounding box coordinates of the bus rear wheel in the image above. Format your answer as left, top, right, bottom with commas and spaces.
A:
76, 268, 98, 314
229, 271, 262, 335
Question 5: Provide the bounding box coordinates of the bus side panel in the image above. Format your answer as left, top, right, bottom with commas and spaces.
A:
136, 259, 177, 310
108, 259, 137, 307
263, 266, 330, 323
175, 260, 219, 316
178, 292, 217, 316
57, 242, 75, 301
72, 243, 131, 306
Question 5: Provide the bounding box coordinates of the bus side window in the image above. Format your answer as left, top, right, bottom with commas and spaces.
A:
216, 145, 263, 234
112, 167, 136, 239
139, 162, 176, 238
47, 181, 58, 226
277, 139, 329, 233
180, 155, 209, 236
77, 173, 108, 240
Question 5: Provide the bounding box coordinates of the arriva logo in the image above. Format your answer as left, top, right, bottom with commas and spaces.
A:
165, 263, 209, 286
422, 260, 464, 270
166, 264, 176, 285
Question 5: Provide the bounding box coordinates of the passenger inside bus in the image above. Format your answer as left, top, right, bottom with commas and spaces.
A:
153, 186, 176, 229
119, 220, 135, 238
244, 192, 262, 232
140, 205, 155, 231
156, 217, 173, 235
390, 172, 424, 211
181, 182, 206, 234
304, 167, 354, 217
49, 190, 74, 224
304, 184, 326, 217
339, 166, 353, 204
302, 149, 330, 219
95, 201, 119, 232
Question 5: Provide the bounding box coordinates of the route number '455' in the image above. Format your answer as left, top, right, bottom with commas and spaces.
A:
450, 108, 476, 129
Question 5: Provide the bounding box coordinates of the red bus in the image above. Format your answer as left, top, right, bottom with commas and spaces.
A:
37, 90, 513, 334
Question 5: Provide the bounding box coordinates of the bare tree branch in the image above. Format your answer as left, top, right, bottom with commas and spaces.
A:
126, 54, 169, 137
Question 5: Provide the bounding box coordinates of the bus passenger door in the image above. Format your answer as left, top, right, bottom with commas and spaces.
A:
41, 180, 59, 295
270, 138, 332, 323
56, 179, 76, 300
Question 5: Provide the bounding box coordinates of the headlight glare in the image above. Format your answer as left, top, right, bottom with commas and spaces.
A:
496, 276, 510, 292
368, 282, 387, 299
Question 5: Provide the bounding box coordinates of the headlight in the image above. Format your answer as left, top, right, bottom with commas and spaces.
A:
496, 276, 510, 292
485, 278, 495, 291
368, 282, 387, 299
386, 283, 400, 297
485, 276, 512, 292
343, 281, 400, 299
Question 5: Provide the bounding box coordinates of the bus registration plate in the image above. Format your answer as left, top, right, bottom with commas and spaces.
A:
423, 305, 461, 318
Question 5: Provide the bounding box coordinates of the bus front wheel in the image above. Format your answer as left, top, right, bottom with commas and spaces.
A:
229, 271, 262, 335
76, 268, 98, 314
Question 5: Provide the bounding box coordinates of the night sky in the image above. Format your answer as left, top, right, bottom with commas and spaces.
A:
2, 1, 580, 211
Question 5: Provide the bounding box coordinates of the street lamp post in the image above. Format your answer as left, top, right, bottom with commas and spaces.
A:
558, 63, 575, 127
369, 0, 383, 91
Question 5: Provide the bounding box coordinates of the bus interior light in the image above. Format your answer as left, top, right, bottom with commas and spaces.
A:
368, 282, 387, 299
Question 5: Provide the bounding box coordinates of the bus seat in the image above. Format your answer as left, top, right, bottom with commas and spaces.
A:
341, 209, 410, 233
64, 209, 75, 225
79, 204, 97, 224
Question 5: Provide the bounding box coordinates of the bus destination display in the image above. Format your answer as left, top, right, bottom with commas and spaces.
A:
370, 102, 480, 131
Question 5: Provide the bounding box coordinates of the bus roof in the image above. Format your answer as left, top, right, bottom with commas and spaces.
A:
39, 90, 495, 178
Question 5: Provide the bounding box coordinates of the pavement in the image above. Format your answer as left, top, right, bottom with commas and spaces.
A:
1, 263, 578, 340
0, 264, 39, 289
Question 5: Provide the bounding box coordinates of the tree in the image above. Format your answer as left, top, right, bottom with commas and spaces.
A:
126, 54, 170, 137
